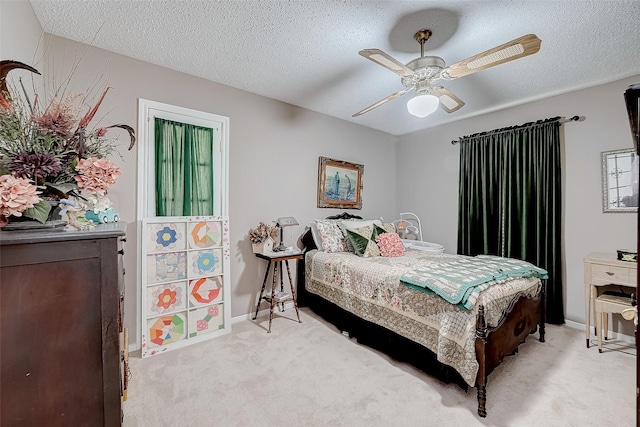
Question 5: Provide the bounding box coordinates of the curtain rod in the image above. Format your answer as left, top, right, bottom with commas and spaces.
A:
450, 115, 581, 145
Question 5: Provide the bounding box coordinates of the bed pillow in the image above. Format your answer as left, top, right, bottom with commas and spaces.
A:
315, 219, 348, 252
338, 219, 383, 252
345, 225, 381, 257
376, 232, 405, 257
309, 222, 323, 251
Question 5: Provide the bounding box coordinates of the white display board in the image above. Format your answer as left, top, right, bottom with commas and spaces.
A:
141, 216, 230, 357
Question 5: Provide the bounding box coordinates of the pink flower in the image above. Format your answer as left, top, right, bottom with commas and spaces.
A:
0, 174, 41, 217
75, 156, 121, 195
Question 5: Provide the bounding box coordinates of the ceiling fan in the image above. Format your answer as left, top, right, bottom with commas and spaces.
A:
353, 31, 541, 118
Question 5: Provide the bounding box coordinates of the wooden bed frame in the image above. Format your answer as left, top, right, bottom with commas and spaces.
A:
296, 213, 546, 417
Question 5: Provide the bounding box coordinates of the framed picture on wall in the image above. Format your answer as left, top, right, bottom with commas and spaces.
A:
317, 156, 363, 209
602, 148, 639, 213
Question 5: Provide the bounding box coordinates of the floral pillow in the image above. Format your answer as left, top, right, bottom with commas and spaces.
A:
345, 225, 380, 257
315, 219, 348, 252
375, 232, 405, 257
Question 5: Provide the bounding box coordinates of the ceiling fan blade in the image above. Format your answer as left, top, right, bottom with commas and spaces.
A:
433, 87, 465, 113
352, 88, 410, 117
359, 49, 415, 78
443, 34, 541, 79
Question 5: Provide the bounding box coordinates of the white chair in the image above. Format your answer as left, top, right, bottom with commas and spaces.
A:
595, 292, 636, 353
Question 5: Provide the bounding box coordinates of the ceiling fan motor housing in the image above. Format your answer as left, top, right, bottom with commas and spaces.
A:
402, 56, 445, 88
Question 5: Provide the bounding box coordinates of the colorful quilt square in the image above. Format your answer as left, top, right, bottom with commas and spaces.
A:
189, 248, 223, 277
148, 222, 186, 252
188, 304, 224, 337
188, 221, 222, 249
189, 277, 223, 307
145, 312, 186, 349
147, 252, 187, 284
147, 282, 187, 315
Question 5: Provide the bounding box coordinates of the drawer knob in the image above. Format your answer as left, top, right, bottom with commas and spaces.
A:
606, 271, 614, 276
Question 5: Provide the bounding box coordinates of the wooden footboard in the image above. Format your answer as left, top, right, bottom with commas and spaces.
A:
475, 283, 545, 417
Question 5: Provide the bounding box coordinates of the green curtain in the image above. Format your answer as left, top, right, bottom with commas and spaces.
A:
155, 118, 215, 216
457, 118, 564, 324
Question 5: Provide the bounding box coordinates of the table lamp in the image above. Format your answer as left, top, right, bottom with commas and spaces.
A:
274, 216, 298, 251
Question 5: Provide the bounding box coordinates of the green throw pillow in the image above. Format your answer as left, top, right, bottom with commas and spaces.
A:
346, 225, 381, 257
373, 224, 387, 238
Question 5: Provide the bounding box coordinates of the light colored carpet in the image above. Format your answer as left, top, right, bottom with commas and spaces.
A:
123, 307, 635, 427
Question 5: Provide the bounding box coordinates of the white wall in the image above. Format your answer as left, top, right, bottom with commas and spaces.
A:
1, 2, 397, 346
0, 0, 43, 62
397, 76, 639, 334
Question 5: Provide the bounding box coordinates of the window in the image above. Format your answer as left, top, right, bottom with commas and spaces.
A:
136, 99, 229, 219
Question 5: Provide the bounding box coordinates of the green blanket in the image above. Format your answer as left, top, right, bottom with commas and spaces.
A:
400, 255, 548, 310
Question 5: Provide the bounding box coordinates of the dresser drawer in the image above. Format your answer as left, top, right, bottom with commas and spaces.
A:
591, 263, 634, 285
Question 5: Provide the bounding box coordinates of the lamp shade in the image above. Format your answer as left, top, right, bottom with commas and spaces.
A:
406, 94, 439, 118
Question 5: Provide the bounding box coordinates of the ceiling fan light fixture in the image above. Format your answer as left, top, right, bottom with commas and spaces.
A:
407, 93, 439, 118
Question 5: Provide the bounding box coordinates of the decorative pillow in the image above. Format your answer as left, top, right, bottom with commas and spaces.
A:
382, 222, 396, 234
315, 219, 348, 252
338, 219, 383, 253
345, 225, 380, 257
373, 224, 387, 237
376, 232, 405, 257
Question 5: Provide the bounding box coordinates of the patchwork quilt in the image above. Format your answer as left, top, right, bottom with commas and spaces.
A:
401, 255, 548, 310
305, 249, 542, 386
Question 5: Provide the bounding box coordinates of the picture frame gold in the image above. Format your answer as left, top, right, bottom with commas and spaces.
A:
317, 156, 363, 209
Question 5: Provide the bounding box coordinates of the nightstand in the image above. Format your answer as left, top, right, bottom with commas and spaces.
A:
253, 251, 303, 332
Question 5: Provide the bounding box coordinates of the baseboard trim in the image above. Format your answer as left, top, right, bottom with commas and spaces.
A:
127, 302, 297, 352
127, 312, 636, 352
232, 301, 296, 324
564, 319, 635, 344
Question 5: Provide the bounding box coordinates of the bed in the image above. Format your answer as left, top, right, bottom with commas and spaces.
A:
296, 213, 546, 417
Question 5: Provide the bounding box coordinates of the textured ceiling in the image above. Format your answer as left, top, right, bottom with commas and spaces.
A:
29, 0, 640, 136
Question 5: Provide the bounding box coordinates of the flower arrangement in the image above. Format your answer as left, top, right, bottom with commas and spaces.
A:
0, 60, 135, 227
248, 221, 279, 244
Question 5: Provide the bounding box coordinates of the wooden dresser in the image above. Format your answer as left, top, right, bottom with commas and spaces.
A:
583, 252, 637, 347
0, 223, 126, 426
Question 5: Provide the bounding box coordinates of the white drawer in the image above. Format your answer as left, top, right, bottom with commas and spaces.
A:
591, 263, 633, 285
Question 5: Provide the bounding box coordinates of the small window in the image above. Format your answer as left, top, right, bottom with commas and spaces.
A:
137, 99, 229, 218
